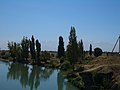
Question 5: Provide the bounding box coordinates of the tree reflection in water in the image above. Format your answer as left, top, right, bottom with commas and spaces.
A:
7, 62, 53, 90
57, 71, 64, 90
57, 71, 79, 90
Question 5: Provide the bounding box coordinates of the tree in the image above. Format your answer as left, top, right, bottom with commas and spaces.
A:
58, 36, 65, 58
94, 47, 103, 57
41, 51, 51, 62
66, 26, 79, 65
30, 35, 36, 61
89, 44, 92, 56
78, 40, 84, 60
8, 41, 22, 60
36, 39, 41, 61
21, 36, 29, 60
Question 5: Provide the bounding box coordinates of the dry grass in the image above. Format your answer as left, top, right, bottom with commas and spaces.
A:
88, 56, 120, 65
84, 56, 120, 70
83, 55, 120, 88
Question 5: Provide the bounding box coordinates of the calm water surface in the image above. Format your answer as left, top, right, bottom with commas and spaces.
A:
0, 61, 79, 90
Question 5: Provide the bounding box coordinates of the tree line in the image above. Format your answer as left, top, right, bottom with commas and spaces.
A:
8, 35, 41, 63
7, 26, 102, 66
58, 26, 103, 69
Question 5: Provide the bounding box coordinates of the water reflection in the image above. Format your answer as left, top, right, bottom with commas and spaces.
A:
57, 71, 64, 90
7, 62, 53, 90
6, 62, 79, 90
57, 71, 79, 90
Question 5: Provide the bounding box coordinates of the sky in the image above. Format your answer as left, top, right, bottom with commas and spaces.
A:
0, 0, 120, 51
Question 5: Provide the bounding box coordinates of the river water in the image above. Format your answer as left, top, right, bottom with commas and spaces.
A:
0, 61, 79, 90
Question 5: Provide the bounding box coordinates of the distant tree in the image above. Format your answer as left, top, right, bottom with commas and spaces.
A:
78, 40, 84, 60
36, 39, 41, 61
66, 26, 79, 65
89, 44, 92, 56
21, 36, 29, 60
8, 41, 15, 59
41, 51, 51, 62
94, 47, 103, 57
30, 35, 36, 61
8, 41, 22, 60
58, 36, 65, 58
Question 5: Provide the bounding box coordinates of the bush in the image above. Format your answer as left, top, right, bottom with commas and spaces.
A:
40, 51, 51, 62
61, 61, 71, 70
94, 48, 103, 57
85, 56, 93, 60
60, 56, 66, 63
68, 75, 84, 88
74, 64, 84, 72
3, 52, 10, 59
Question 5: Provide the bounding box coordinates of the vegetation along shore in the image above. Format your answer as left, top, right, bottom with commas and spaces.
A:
0, 27, 120, 90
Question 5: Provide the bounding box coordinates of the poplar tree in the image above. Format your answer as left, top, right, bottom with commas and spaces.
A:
30, 35, 36, 61
89, 44, 92, 56
8, 42, 21, 60
58, 36, 65, 58
36, 39, 41, 61
66, 27, 79, 65
21, 36, 29, 60
78, 40, 84, 60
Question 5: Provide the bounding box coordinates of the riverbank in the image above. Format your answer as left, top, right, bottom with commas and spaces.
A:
0, 58, 12, 62
65, 56, 120, 89
0, 56, 120, 89
0, 57, 60, 68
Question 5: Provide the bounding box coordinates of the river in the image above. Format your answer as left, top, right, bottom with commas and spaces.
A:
0, 60, 79, 90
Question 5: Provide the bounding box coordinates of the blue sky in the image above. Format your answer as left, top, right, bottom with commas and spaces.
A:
0, 0, 120, 51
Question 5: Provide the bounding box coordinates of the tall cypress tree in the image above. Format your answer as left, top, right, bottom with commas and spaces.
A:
21, 36, 29, 60
30, 35, 36, 61
89, 44, 92, 56
36, 39, 41, 62
66, 27, 79, 65
58, 36, 65, 58
78, 40, 84, 60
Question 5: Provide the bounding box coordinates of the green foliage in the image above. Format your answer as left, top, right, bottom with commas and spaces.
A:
89, 44, 92, 56
85, 56, 93, 60
8, 35, 41, 63
51, 53, 55, 57
0, 50, 6, 56
36, 39, 41, 61
61, 60, 71, 70
58, 36, 65, 58
68, 75, 84, 88
74, 64, 84, 72
21, 36, 29, 60
8, 41, 22, 60
41, 51, 51, 62
30, 35, 36, 60
94, 48, 103, 57
66, 27, 79, 65
60, 56, 65, 63
78, 40, 84, 60
0, 51, 10, 59
82, 56, 94, 64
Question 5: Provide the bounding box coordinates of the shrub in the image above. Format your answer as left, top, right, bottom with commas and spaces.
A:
61, 61, 71, 70
85, 56, 93, 60
69, 75, 84, 88
94, 48, 103, 57
60, 56, 66, 63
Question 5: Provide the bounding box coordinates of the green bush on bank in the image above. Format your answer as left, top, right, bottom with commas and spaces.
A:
68, 75, 84, 89
60, 60, 71, 70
